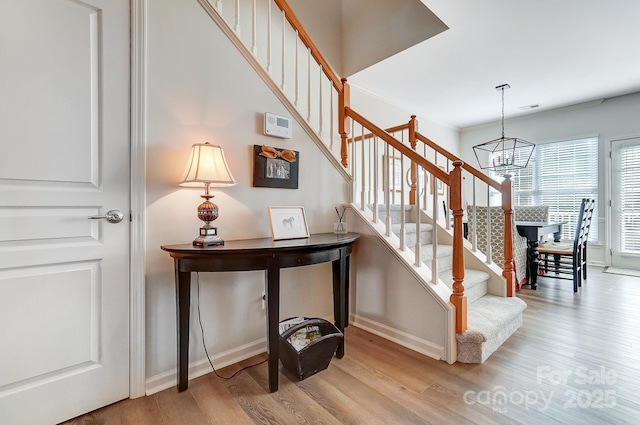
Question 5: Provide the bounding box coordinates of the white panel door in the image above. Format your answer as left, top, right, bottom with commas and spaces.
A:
611, 137, 640, 270
0, 0, 130, 423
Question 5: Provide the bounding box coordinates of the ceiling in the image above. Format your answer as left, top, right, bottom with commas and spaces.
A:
348, 0, 640, 129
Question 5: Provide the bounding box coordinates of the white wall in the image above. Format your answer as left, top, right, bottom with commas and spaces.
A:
144, 0, 349, 391
340, 0, 448, 76
350, 84, 460, 153
460, 92, 640, 266
347, 215, 449, 360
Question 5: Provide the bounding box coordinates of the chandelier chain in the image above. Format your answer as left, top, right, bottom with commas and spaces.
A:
501, 86, 505, 138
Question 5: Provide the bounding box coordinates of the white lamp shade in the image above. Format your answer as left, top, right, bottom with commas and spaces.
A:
179, 142, 237, 187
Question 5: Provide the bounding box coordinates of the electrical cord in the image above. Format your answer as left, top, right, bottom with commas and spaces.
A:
195, 273, 267, 380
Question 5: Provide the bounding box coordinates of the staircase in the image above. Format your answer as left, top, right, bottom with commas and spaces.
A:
373, 204, 526, 363
199, 0, 527, 364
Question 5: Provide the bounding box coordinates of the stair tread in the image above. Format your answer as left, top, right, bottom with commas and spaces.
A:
457, 295, 527, 343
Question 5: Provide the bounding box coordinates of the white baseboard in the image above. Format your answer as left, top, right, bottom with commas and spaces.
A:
145, 315, 444, 394
350, 314, 445, 361
145, 338, 267, 395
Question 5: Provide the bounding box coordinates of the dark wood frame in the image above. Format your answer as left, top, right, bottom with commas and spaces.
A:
252, 144, 299, 189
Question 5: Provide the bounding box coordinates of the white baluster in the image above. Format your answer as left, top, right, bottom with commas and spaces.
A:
360, 125, 366, 209
329, 89, 334, 151
400, 155, 406, 251
307, 48, 311, 122
472, 177, 477, 251
250, 0, 257, 54
350, 119, 356, 204
486, 185, 492, 264
266, 0, 272, 73
280, 10, 285, 91
294, 32, 299, 106
373, 137, 379, 223
431, 171, 439, 280
234, 0, 241, 35
318, 65, 323, 138
415, 173, 422, 267
385, 144, 391, 236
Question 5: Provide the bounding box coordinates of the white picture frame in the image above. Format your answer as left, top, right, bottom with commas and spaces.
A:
268, 206, 310, 240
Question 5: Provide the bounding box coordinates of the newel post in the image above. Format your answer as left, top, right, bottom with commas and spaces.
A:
338, 78, 350, 168
501, 174, 516, 297
408, 115, 418, 205
449, 160, 467, 334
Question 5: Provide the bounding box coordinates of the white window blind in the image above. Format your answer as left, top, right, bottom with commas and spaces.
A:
619, 144, 640, 253
491, 137, 599, 241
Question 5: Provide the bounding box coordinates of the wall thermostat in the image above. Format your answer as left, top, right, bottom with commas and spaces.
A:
264, 112, 292, 139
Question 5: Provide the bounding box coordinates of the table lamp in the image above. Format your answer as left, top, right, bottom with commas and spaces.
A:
179, 142, 237, 246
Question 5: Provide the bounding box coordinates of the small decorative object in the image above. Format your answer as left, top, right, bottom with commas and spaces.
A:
268, 206, 309, 240
473, 84, 535, 171
334, 206, 347, 234
179, 142, 237, 246
253, 144, 299, 189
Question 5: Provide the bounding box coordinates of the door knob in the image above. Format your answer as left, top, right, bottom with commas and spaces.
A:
88, 209, 124, 224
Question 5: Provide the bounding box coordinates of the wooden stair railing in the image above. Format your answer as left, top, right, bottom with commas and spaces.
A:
343, 107, 467, 334
348, 115, 517, 297
199, 0, 469, 333
411, 117, 517, 297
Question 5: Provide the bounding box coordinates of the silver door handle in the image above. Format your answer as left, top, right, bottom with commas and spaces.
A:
88, 209, 124, 224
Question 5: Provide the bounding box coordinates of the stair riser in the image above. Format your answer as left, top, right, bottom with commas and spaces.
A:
420, 254, 453, 272
375, 208, 412, 224
404, 230, 433, 247
465, 282, 488, 304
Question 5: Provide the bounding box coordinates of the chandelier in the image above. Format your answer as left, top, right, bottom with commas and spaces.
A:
473, 84, 535, 170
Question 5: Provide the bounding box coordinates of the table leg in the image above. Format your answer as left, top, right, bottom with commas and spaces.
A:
332, 250, 349, 358
265, 258, 280, 392
175, 267, 191, 392
527, 240, 540, 290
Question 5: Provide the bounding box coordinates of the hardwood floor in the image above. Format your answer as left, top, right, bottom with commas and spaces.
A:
62, 267, 640, 424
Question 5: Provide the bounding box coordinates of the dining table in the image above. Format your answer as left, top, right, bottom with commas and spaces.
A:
515, 221, 565, 289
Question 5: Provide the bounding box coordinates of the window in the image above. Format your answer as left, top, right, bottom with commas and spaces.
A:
619, 143, 640, 253
491, 137, 599, 241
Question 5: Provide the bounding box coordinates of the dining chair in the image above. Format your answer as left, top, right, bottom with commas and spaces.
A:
466, 205, 528, 285
537, 198, 595, 292
514, 205, 549, 223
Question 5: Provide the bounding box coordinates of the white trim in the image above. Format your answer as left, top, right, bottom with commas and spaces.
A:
145, 338, 267, 395
607, 133, 640, 269
129, 0, 147, 399
350, 315, 446, 361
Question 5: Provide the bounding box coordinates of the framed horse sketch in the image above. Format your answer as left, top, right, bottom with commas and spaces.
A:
267, 206, 309, 240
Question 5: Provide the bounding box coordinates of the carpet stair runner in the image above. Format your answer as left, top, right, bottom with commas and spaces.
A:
376, 204, 526, 363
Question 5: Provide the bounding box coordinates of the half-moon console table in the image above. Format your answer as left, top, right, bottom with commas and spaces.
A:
161, 232, 359, 393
